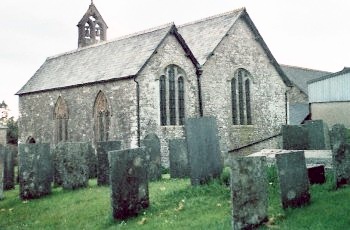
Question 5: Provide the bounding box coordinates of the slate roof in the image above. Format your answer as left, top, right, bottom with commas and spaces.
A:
17, 23, 175, 95
280, 65, 331, 94
289, 103, 309, 125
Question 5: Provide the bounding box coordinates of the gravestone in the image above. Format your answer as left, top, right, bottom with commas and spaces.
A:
275, 151, 310, 209
305, 120, 330, 150
307, 164, 325, 184
96, 140, 121, 185
0, 146, 4, 200
185, 117, 223, 185
230, 156, 268, 230
3, 146, 15, 190
109, 147, 149, 220
330, 124, 350, 188
169, 139, 189, 178
86, 143, 97, 179
282, 125, 308, 150
18, 143, 52, 200
53, 142, 89, 190
142, 134, 161, 181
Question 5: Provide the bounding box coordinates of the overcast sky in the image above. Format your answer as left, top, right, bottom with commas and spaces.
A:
1, 0, 350, 118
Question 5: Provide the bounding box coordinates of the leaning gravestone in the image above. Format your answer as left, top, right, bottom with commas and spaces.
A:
282, 125, 308, 150
18, 143, 52, 200
3, 146, 15, 190
53, 142, 89, 190
230, 156, 268, 230
305, 120, 330, 150
185, 117, 223, 185
96, 140, 121, 185
330, 124, 350, 188
109, 147, 149, 220
169, 139, 189, 178
275, 151, 310, 208
0, 146, 4, 200
142, 134, 161, 181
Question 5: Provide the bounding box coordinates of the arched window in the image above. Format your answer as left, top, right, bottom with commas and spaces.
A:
159, 65, 186, 126
231, 68, 252, 125
54, 96, 69, 143
94, 91, 111, 142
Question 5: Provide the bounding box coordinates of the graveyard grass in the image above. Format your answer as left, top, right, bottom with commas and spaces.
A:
1, 169, 350, 229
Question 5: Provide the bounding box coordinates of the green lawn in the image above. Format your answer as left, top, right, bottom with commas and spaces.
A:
1, 170, 350, 229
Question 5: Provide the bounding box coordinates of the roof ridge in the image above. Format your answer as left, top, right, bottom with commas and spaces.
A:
308, 67, 350, 84
178, 7, 245, 28
280, 64, 331, 74
48, 22, 174, 60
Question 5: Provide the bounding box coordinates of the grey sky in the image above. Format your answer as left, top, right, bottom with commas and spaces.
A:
1, 0, 349, 118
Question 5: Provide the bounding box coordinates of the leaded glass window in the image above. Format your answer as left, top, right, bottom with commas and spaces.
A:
178, 77, 185, 125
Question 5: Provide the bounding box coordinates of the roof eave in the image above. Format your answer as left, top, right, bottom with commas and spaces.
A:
308, 67, 350, 84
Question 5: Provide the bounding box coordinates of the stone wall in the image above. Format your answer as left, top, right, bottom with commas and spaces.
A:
137, 34, 199, 166
288, 85, 308, 104
18, 79, 138, 149
200, 17, 287, 158
311, 102, 350, 128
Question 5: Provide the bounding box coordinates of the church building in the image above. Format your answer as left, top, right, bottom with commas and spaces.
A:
17, 2, 292, 165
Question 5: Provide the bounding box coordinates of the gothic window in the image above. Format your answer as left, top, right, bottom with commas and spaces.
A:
159, 75, 167, 126
54, 96, 69, 143
231, 68, 253, 125
94, 91, 111, 142
159, 65, 186, 126
178, 77, 185, 125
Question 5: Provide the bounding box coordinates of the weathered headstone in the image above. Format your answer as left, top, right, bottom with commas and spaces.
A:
185, 117, 223, 185
282, 125, 308, 150
18, 143, 52, 200
230, 156, 268, 230
275, 151, 310, 208
305, 120, 330, 150
142, 134, 161, 181
330, 124, 350, 188
86, 143, 97, 179
3, 146, 15, 190
307, 164, 325, 184
96, 140, 121, 185
169, 139, 189, 178
109, 147, 149, 220
53, 142, 89, 190
0, 146, 4, 200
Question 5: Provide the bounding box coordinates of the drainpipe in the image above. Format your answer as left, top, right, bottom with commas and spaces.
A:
134, 76, 141, 147
285, 86, 292, 124
196, 68, 203, 117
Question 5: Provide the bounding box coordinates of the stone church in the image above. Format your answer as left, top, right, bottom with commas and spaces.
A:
17, 3, 292, 165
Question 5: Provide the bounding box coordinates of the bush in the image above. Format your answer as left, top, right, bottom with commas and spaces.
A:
220, 167, 231, 186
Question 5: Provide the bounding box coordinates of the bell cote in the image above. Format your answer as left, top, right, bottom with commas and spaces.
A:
77, 1, 108, 48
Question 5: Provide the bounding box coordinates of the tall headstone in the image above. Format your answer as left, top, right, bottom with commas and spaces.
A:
275, 151, 310, 208
109, 147, 149, 220
169, 139, 189, 178
18, 143, 52, 200
185, 117, 223, 185
305, 120, 330, 150
330, 124, 350, 188
0, 146, 4, 200
96, 140, 121, 185
230, 156, 268, 230
53, 142, 89, 190
86, 143, 97, 179
282, 125, 308, 150
3, 146, 15, 190
142, 134, 161, 181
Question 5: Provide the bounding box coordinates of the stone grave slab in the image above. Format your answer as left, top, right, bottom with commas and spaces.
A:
3, 146, 15, 190
169, 139, 189, 178
96, 140, 121, 185
282, 125, 308, 150
18, 143, 52, 200
305, 120, 330, 150
142, 134, 161, 181
109, 147, 149, 220
330, 124, 350, 188
53, 142, 89, 190
185, 117, 223, 185
230, 156, 268, 230
275, 151, 310, 209
307, 164, 325, 184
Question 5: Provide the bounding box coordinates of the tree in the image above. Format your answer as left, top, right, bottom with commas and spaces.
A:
6, 117, 18, 145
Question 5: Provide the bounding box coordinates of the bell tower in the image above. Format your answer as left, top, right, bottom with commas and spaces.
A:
77, 1, 108, 48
